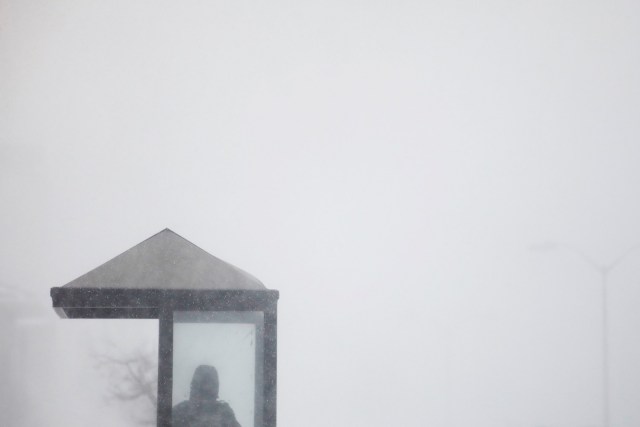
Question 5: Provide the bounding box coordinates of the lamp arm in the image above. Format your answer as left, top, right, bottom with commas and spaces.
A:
606, 244, 640, 274
556, 242, 604, 272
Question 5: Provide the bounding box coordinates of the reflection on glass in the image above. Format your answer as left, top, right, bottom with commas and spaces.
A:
172, 312, 264, 427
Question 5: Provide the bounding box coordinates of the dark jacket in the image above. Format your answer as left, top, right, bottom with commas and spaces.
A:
173, 399, 241, 427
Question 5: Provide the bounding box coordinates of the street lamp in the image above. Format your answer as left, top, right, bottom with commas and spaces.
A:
531, 241, 640, 427
50, 229, 279, 427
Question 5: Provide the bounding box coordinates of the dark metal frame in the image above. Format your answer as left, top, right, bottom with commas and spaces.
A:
51, 287, 279, 427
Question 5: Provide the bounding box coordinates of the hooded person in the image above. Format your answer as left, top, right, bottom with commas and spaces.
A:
173, 365, 242, 427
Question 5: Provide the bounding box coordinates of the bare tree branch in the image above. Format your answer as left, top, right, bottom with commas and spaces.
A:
92, 346, 158, 426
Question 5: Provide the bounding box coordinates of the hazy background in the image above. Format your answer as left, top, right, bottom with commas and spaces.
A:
2, 0, 640, 426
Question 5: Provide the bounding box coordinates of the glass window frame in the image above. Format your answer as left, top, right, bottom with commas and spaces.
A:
157, 290, 278, 427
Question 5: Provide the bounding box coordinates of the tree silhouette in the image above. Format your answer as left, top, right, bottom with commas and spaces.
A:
93, 345, 158, 426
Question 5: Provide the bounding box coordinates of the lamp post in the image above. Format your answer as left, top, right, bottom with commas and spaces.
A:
51, 229, 279, 427
531, 241, 640, 427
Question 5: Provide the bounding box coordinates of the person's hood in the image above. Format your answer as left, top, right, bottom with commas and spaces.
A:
190, 365, 219, 400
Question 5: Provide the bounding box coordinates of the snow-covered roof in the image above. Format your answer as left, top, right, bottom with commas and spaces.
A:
61, 229, 265, 291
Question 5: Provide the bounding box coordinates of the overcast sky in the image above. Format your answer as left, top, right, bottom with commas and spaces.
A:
2, 0, 640, 426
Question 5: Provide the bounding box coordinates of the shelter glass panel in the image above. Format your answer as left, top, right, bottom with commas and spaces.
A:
172, 311, 264, 427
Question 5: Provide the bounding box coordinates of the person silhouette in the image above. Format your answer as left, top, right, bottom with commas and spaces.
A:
173, 365, 241, 427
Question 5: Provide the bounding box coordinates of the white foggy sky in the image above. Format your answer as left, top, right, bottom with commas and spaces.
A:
2, 0, 640, 426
